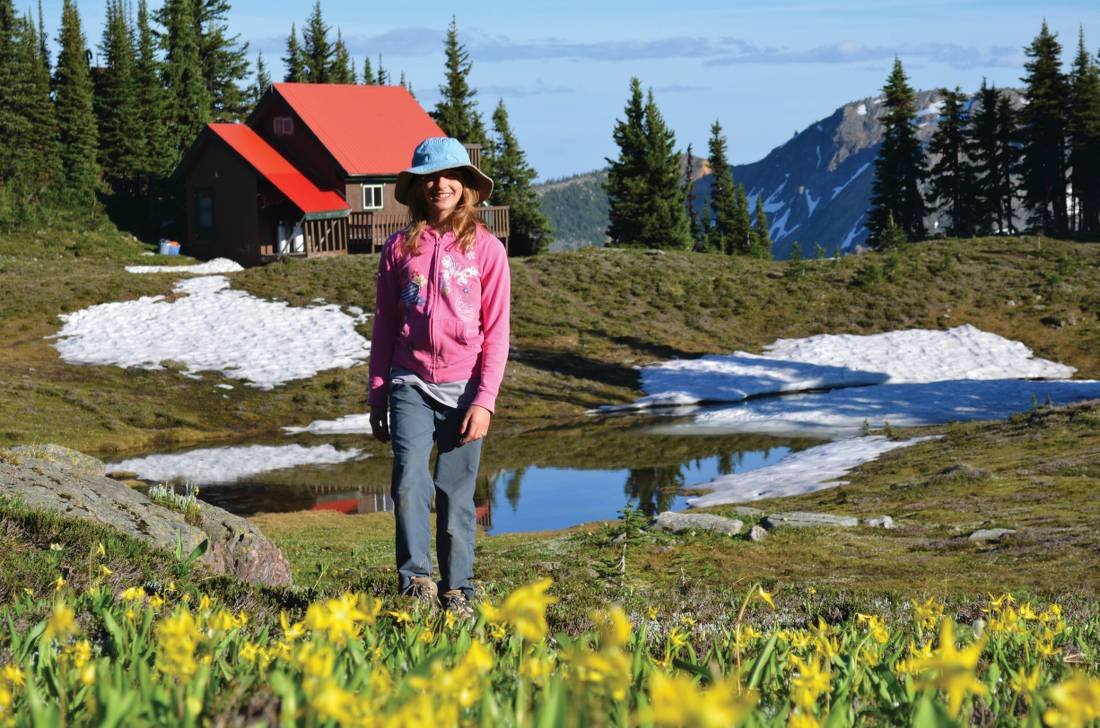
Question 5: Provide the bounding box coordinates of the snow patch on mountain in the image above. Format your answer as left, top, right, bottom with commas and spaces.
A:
831, 162, 871, 200
804, 189, 820, 216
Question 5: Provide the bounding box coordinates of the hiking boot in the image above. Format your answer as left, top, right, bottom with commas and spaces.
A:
404, 576, 438, 607
440, 589, 475, 619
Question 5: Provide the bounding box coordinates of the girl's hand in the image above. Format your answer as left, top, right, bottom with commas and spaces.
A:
369, 404, 390, 443
460, 405, 491, 444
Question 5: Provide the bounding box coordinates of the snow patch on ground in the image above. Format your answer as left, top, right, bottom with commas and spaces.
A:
804, 189, 820, 216
686, 436, 930, 507
108, 443, 362, 484
53, 275, 370, 389
284, 413, 374, 435
616, 325, 1076, 410
126, 258, 243, 275
831, 162, 871, 199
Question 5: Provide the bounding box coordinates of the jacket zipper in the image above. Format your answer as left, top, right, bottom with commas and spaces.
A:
426, 233, 441, 378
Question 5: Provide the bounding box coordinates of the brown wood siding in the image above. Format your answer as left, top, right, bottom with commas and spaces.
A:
252, 95, 345, 192
182, 141, 261, 266
344, 179, 405, 215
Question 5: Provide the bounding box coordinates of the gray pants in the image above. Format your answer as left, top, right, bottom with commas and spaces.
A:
389, 382, 482, 599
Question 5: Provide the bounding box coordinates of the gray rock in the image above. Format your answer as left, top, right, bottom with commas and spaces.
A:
749, 525, 767, 542
654, 511, 743, 536
968, 528, 1017, 541
732, 506, 765, 517
0, 445, 292, 586
761, 511, 860, 530
864, 515, 896, 529
2, 444, 106, 478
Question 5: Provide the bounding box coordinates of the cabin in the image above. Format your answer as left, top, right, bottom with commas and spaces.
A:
173, 83, 509, 266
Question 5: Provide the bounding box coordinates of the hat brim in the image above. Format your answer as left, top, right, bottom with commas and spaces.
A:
394, 162, 494, 206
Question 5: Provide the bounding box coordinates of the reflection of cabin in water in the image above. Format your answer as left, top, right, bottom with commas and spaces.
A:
173, 83, 509, 266
307, 485, 493, 529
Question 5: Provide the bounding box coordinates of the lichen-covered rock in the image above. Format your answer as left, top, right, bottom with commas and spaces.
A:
761, 512, 860, 529
0, 445, 292, 586
968, 528, 1017, 541
654, 511, 743, 536
749, 525, 767, 542
864, 516, 896, 529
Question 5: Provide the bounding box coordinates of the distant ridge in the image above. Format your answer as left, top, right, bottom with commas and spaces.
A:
535, 88, 1024, 258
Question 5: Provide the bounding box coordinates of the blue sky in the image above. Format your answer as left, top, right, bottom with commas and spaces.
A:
47, 0, 1100, 179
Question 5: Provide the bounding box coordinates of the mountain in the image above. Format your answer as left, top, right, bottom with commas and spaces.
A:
536, 89, 1024, 258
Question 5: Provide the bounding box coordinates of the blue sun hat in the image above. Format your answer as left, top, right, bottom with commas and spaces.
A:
394, 137, 494, 205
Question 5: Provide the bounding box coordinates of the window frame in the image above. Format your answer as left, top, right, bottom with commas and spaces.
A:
273, 116, 294, 136
362, 183, 384, 210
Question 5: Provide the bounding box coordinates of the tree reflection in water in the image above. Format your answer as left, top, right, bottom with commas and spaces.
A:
624, 465, 685, 516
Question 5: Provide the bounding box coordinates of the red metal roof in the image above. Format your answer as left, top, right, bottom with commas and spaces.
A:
207, 123, 350, 217
272, 83, 447, 176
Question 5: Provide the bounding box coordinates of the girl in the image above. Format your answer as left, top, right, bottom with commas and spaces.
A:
368, 137, 510, 616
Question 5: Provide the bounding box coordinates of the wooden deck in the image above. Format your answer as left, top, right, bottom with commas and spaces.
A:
300, 206, 510, 256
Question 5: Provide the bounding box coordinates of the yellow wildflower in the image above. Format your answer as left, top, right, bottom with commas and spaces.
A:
1043, 672, 1100, 728
54, 575, 65, 592
49, 543, 62, 552
280, 610, 306, 641
65, 640, 93, 669
592, 606, 632, 649
498, 577, 556, 642
239, 641, 260, 663
120, 586, 146, 602
1010, 666, 1041, 696
444, 610, 458, 630
79, 663, 96, 686
154, 609, 199, 680
419, 629, 435, 643
98, 565, 112, 577
296, 642, 336, 679
647, 606, 659, 620
668, 627, 688, 650
911, 596, 944, 631
648, 672, 757, 728
856, 613, 890, 644
148, 594, 165, 609
462, 640, 494, 674
387, 610, 412, 626
96, 542, 106, 558
757, 585, 776, 609
0, 666, 24, 687
307, 679, 357, 724
789, 654, 832, 711
788, 712, 821, 728
520, 654, 554, 685
198, 594, 212, 611
44, 600, 77, 640
912, 619, 987, 718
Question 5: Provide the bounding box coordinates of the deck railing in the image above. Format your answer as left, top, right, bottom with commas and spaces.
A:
343, 207, 510, 254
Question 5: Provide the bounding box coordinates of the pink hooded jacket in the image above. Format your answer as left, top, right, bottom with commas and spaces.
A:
368, 224, 511, 413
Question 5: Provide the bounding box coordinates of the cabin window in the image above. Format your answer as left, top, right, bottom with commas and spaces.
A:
362, 184, 384, 210
195, 189, 214, 237
273, 116, 294, 136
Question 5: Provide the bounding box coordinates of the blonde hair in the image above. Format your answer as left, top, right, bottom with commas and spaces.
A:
400, 171, 484, 256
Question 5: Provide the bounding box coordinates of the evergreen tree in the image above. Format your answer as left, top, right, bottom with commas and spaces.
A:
927, 87, 978, 237
328, 28, 353, 83
431, 16, 487, 145
248, 50, 270, 105
21, 10, 60, 197
1068, 27, 1100, 234
605, 77, 648, 247
489, 99, 552, 256
733, 183, 752, 254
705, 120, 739, 254
282, 23, 303, 82
867, 57, 926, 248
0, 0, 26, 184
361, 55, 374, 84
190, 0, 248, 121
751, 193, 772, 258
993, 92, 1019, 234
639, 89, 691, 249
53, 0, 100, 205
967, 80, 1003, 234
375, 52, 387, 85
95, 0, 144, 192
1019, 21, 1070, 234
684, 143, 703, 249
36, 0, 46, 67
134, 0, 173, 182
159, 0, 210, 160
301, 0, 330, 83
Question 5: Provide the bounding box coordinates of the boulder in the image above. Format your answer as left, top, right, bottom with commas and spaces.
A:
0, 445, 292, 587
749, 525, 767, 542
968, 528, 1017, 542
864, 516, 896, 529
761, 512, 859, 530
654, 511, 744, 536
731, 506, 765, 517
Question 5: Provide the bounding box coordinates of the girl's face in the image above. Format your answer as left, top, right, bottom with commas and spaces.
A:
420, 170, 465, 222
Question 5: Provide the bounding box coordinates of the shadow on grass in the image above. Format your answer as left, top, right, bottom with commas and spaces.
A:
510, 347, 639, 390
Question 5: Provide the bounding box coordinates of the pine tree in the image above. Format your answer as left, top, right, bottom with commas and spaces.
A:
159, 0, 210, 160
705, 120, 739, 254
733, 183, 752, 254
967, 80, 1002, 234
489, 99, 552, 256
376, 53, 387, 85
95, 0, 144, 193
301, 0, 330, 84
361, 55, 374, 84
751, 193, 772, 258
328, 28, 353, 83
190, 0, 248, 121
35, 0, 46, 66
282, 23, 303, 82
927, 87, 978, 237
605, 78, 648, 247
134, 0, 173, 182
684, 144, 703, 250
431, 16, 487, 145
0, 0, 26, 184
867, 57, 926, 248
53, 0, 100, 205
1019, 21, 1070, 235
248, 51, 270, 105
640, 89, 691, 249
1068, 27, 1100, 234
993, 93, 1019, 234
21, 10, 60, 197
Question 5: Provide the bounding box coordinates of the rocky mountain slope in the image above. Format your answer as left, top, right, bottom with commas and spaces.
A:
537, 89, 1023, 258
